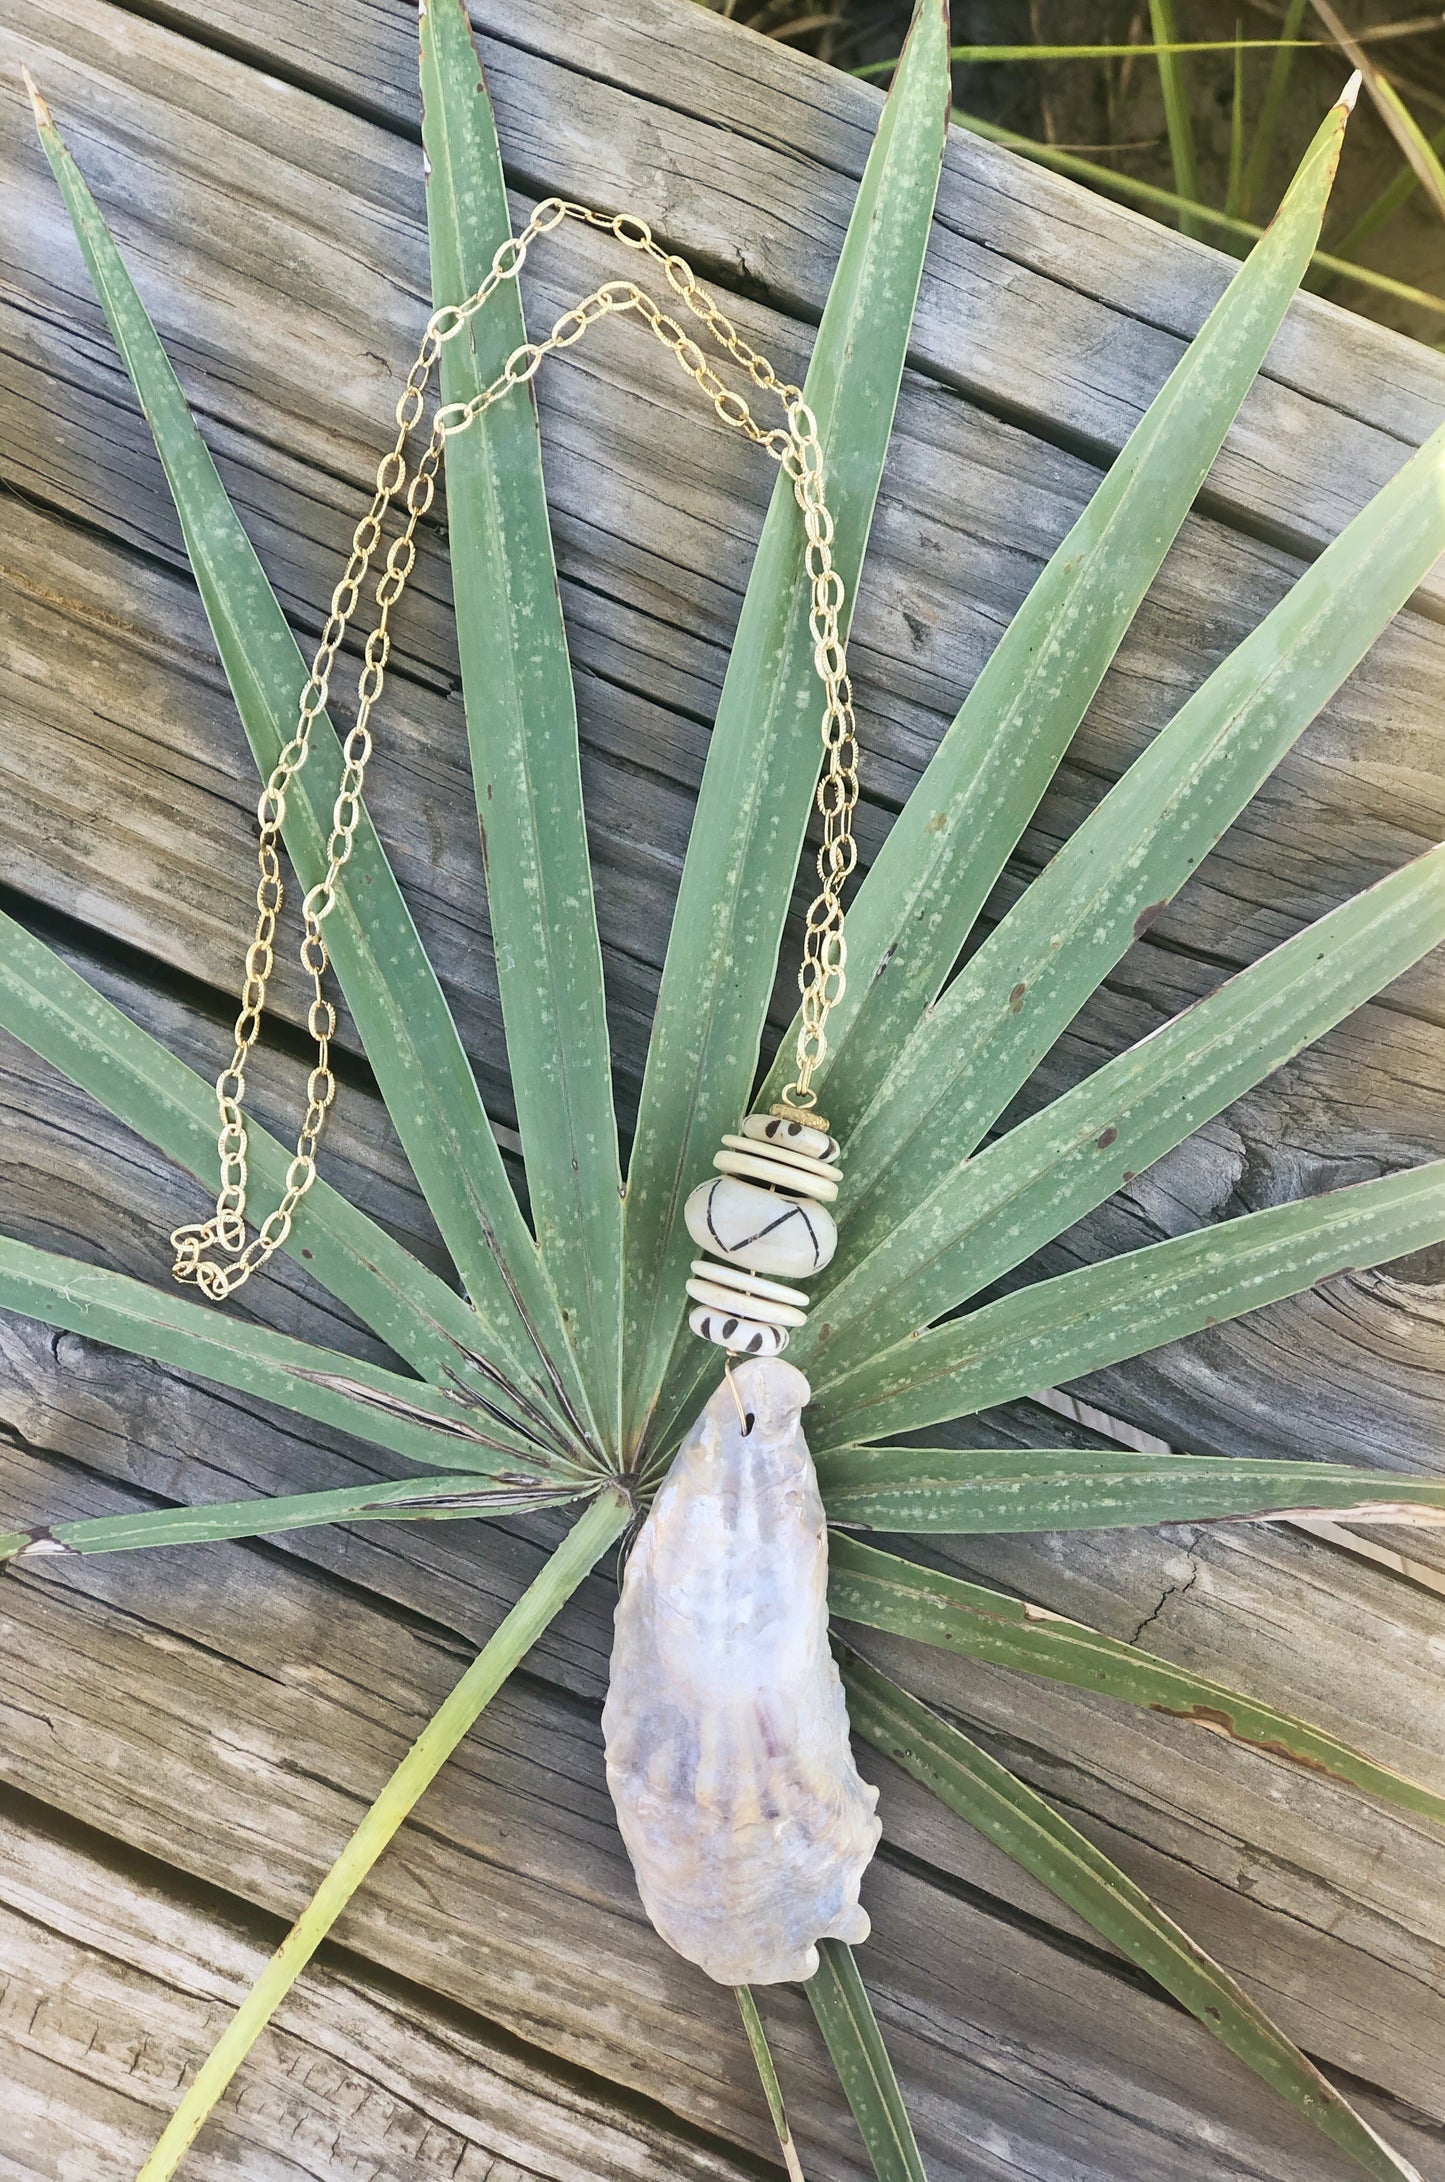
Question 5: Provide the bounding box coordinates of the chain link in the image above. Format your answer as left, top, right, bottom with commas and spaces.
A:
173, 199, 859, 1299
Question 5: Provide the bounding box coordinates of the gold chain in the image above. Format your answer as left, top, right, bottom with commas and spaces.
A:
173, 199, 859, 1301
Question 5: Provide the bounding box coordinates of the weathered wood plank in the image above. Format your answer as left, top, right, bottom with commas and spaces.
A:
0, 1802, 759, 2182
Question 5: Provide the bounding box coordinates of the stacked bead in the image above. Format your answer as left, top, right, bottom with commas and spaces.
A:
683, 1109, 841, 1354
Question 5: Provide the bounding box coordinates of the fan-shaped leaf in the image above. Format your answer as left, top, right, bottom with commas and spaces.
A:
801, 838, 1445, 1364
0, 1235, 583, 1478
832, 411, 1445, 1258
829, 1534, 1445, 1829
842, 1649, 1423, 2182
30, 88, 582, 1424
761, 85, 1352, 1132
421, 0, 621, 1452
813, 1158, 1445, 1445
621, 0, 951, 1454
736, 1987, 807, 2182
0, 908, 561, 1429
806, 1941, 927, 2182
0, 1471, 584, 1564
818, 1443, 1445, 1533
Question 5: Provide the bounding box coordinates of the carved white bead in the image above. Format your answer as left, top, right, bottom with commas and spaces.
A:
688, 1304, 788, 1354
713, 1148, 839, 1203
688, 1259, 809, 1309
741, 1113, 840, 1163
686, 1276, 807, 1328
684, 1175, 837, 1278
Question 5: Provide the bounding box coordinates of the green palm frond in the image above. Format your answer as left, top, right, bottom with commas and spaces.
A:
9, 13, 1445, 2180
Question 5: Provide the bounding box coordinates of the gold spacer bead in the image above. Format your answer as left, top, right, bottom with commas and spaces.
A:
770, 1099, 829, 1132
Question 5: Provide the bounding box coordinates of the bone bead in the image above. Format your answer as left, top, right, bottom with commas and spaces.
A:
742, 1113, 840, 1163
684, 1174, 837, 1278
686, 1276, 807, 1329
602, 1357, 879, 1984
688, 1259, 809, 1309
719, 1133, 840, 1184
713, 1148, 839, 1203
688, 1304, 788, 1354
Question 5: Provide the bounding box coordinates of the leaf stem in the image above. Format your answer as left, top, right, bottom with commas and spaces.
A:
736, 1985, 808, 2181
135, 1487, 629, 2181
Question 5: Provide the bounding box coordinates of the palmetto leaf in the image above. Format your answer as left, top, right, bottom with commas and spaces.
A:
817, 1443, 1445, 1533
28, 85, 582, 1423
841, 1650, 1425, 2182
829, 415, 1445, 1281
0, 1471, 583, 1566
828, 1535, 1445, 1829
0, 1235, 585, 1478
814, 1158, 1445, 1445
620, 0, 951, 1455
762, 86, 1352, 1133
0, 908, 561, 1427
420, 0, 622, 1453
735, 1986, 807, 2182
805, 1941, 927, 2182
798, 838, 1445, 1367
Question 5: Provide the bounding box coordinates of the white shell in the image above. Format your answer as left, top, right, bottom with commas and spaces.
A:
684, 1175, 837, 1278
688, 1304, 789, 1354
602, 1357, 880, 1984
742, 1113, 840, 1163
689, 1259, 809, 1309
714, 1147, 839, 1202
686, 1276, 808, 1329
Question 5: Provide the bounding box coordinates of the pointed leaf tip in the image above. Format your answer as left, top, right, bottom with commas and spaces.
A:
1341, 68, 1363, 113
21, 65, 53, 132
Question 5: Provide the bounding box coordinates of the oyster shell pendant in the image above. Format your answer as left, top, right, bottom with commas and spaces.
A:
602, 1355, 881, 1984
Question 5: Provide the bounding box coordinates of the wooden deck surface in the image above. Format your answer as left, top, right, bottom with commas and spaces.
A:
3, 0, 1445, 2175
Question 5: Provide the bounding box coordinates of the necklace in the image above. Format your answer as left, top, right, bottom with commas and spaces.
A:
173, 198, 879, 1985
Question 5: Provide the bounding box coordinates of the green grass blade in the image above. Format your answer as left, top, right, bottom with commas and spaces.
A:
802, 841, 1445, 1369
0, 1235, 583, 1478
1309, 0, 1445, 227
805, 1942, 926, 2182
1149, 0, 1203, 237
28, 84, 580, 1416
420, 0, 621, 1452
762, 89, 1351, 1137
736, 1987, 807, 2182
620, 0, 950, 1454
1369, 72, 1445, 226
952, 112, 1445, 323
1238, 0, 1311, 219
0, 908, 562, 1428
812, 1159, 1445, 1446
859, 40, 1334, 72
1226, 21, 1247, 221
827, 406, 1445, 1274
818, 1444, 1445, 1533
828, 1534, 1445, 1831
132, 1486, 629, 2182
841, 1649, 1424, 2182
1326, 115, 1445, 265
0, 1472, 587, 1564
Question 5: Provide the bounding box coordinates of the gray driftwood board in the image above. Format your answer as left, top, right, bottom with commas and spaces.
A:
1, 1, 1444, 2176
